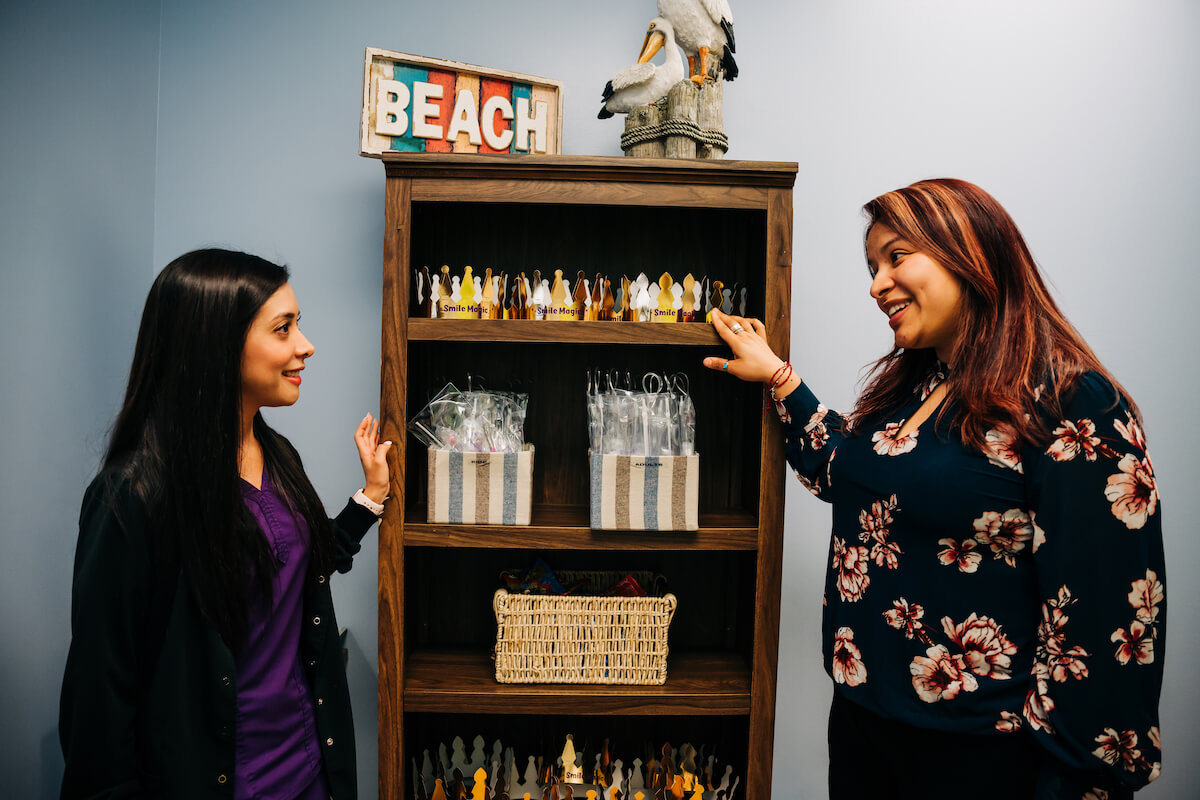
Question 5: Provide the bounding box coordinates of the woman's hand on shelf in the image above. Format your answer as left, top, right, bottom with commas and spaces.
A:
703, 308, 786, 383
355, 413, 392, 504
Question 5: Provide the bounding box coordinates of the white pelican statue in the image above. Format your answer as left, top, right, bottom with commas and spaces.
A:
657, 0, 737, 83
598, 17, 686, 119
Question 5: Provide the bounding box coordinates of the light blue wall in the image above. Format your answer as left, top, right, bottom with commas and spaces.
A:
4, 1, 1196, 798
0, 1, 161, 797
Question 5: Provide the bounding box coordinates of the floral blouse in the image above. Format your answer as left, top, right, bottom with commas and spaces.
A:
777, 368, 1165, 795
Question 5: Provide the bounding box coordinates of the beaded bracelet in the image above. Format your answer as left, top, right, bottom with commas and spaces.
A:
769, 362, 790, 388
769, 363, 794, 400
764, 362, 794, 419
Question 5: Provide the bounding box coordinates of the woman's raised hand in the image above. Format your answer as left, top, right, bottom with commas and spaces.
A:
703, 308, 787, 383
355, 413, 392, 504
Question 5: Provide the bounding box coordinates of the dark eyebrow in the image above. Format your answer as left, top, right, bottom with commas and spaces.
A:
876, 235, 903, 254
867, 235, 904, 268
270, 311, 298, 324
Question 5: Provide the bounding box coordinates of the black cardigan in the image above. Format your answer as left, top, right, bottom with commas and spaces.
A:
59, 473, 379, 800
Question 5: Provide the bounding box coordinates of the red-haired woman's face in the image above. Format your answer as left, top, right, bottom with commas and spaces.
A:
866, 223, 964, 362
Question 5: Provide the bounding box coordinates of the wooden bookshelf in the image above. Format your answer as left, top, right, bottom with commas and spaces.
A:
377, 153, 795, 799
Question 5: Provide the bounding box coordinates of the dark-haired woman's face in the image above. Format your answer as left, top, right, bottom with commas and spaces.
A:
866, 223, 964, 362
240, 283, 314, 414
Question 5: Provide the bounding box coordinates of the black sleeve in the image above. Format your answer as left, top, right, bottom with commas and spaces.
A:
58, 476, 152, 800
1022, 373, 1165, 793
329, 497, 380, 575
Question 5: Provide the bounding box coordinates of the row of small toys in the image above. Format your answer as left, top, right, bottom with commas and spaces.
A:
413, 735, 740, 800
414, 266, 749, 322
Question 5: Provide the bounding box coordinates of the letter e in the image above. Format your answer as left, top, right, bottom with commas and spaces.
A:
411, 80, 444, 140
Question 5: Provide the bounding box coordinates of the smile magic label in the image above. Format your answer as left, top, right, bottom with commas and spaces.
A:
359, 48, 563, 157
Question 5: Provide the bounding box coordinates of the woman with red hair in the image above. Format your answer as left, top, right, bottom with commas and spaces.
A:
709, 179, 1164, 798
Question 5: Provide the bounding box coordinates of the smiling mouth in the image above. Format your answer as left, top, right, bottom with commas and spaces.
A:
283, 369, 302, 385
886, 302, 910, 325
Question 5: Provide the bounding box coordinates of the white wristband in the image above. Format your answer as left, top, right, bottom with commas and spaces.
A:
352, 489, 385, 517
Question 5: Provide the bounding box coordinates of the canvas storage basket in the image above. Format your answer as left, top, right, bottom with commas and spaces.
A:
493, 570, 676, 685
590, 452, 699, 531
427, 444, 533, 525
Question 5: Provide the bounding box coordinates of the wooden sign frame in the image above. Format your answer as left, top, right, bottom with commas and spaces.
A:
360, 47, 564, 157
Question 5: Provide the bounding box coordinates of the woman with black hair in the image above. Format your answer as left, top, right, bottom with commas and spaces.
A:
59, 249, 392, 800
707, 179, 1165, 799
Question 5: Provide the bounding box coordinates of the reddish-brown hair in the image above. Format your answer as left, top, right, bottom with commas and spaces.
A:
851, 178, 1134, 449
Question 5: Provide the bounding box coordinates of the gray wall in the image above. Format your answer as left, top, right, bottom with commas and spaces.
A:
3, 1, 1195, 797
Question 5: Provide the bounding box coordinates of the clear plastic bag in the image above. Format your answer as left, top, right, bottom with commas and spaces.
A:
408, 383, 528, 453
586, 370, 696, 456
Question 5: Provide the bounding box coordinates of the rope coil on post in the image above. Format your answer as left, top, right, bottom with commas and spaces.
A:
621, 118, 730, 152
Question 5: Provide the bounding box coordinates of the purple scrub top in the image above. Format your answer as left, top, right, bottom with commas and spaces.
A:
238, 468, 329, 800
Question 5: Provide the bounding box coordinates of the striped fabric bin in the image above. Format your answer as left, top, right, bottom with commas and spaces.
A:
427, 445, 534, 525
590, 452, 699, 531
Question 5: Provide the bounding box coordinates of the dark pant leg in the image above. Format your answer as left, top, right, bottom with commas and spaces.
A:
828, 691, 1041, 800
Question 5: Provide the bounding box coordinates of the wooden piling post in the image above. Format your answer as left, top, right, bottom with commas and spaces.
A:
623, 103, 666, 158
664, 81, 699, 159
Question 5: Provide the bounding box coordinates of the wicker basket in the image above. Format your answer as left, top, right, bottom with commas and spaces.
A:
492, 571, 677, 685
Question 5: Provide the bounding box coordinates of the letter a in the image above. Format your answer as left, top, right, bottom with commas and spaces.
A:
446, 89, 483, 146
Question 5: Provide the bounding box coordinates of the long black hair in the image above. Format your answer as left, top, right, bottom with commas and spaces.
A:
104, 248, 333, 650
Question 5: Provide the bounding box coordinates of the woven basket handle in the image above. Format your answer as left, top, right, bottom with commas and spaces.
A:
492, 588, 511, 620
662, 592, 678, 622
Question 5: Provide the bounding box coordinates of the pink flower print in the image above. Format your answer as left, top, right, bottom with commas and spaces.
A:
831, 537, 871, 602
872, 422, 918, 455
1035, 588, 1091, 682
1148, 726, 1160, 750
1114, 413, 1147, 451
941, 613, 1017, 679
1082, 790, 1110, 800
858, 496, 901, 568
806, 406, 830, 449
831, 626, 868, 686
1023, 664, 1056, 733
910, 645, 978, 703
1049, 645, 1091, 682
883, 598, 933, 644
973, 509, 1033, 566
937, 537, 982, 573
920, 368, 947, 400
1105, 454, 1159, 529
871, 540, 902, 569
995, 711, 1023, 733
1127, 569, 1164, 625
795, 470, 822, 498
1111, 621, 1154, 666
984, 426, 1023, 472
1031, 511, 1046, 553
1092, 728, 1142, 772
1046, 419, 1100, 462
1037, 604, 1069, 654
857, 496, 897, 543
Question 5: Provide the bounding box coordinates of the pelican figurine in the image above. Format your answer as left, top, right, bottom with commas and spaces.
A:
657, 0, 737, 83
598, 17, 685, 119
